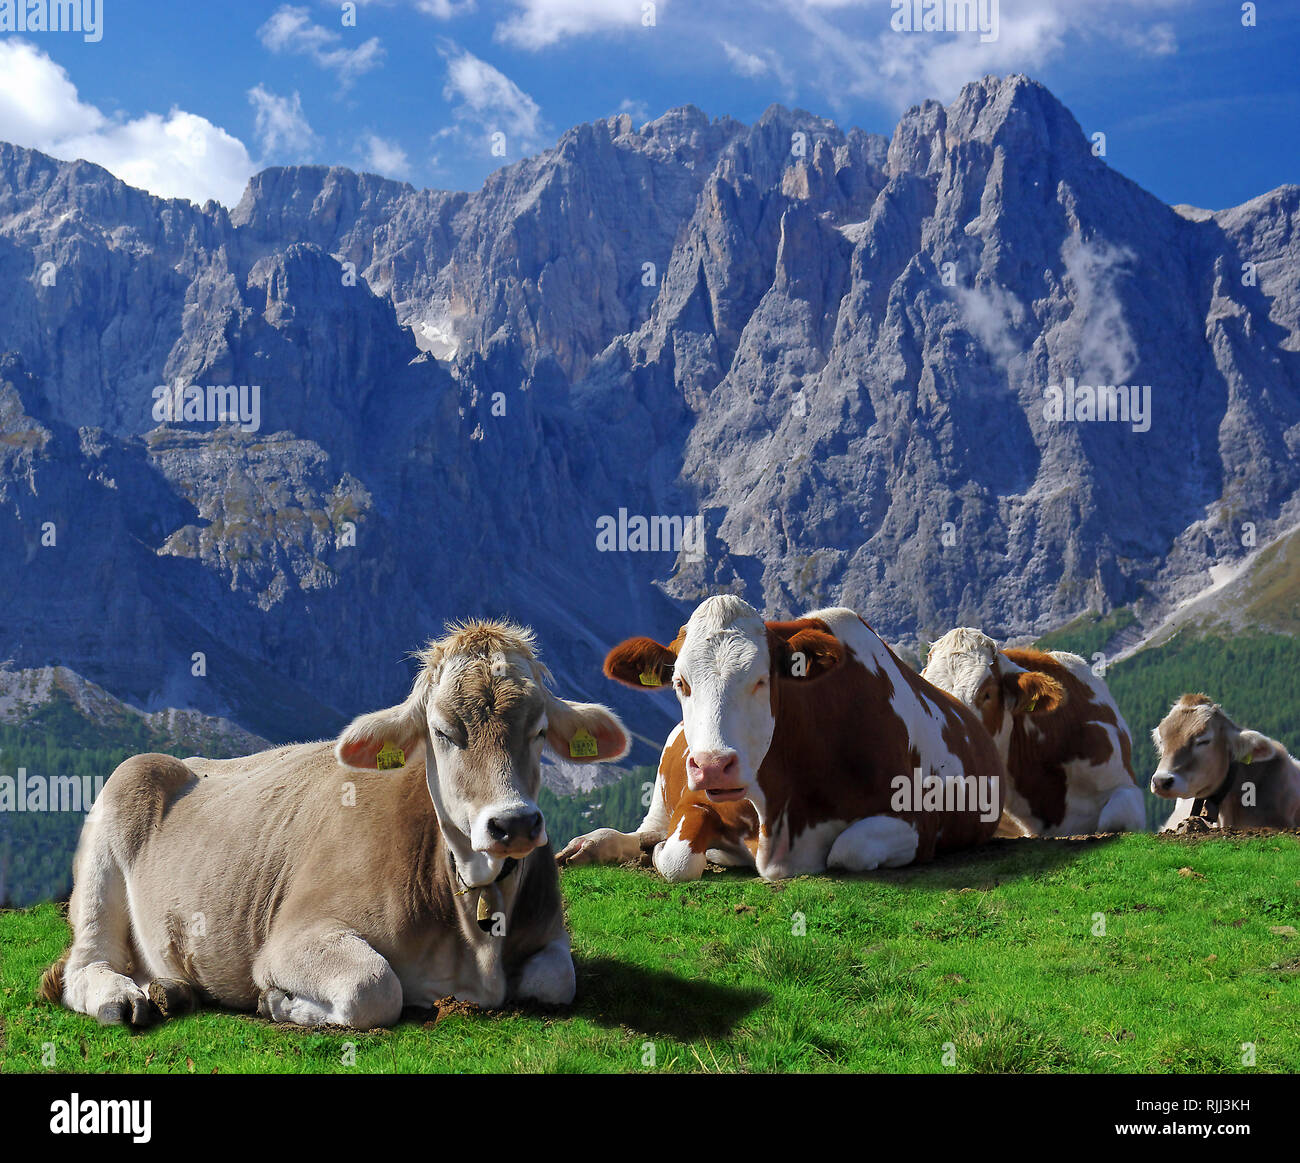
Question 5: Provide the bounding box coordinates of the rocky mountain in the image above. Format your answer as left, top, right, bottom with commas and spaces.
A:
1, 74, 1297, 763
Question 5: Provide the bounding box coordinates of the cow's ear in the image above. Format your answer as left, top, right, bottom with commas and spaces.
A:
335, 682, 427, 769
1232, 729, 1277, 765
1002, 670, 1065, 715
543, 695, 631, 763
604, 636, 678, 690
770, 626, 845, 681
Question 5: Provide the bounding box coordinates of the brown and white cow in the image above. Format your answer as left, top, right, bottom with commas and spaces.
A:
1151, 694, 1300, 831
557, 597, 1005, 881
41, 621, 629, 1028
921, 628, 1145, 835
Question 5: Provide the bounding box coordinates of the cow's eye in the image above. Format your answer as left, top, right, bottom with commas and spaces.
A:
433, 728, 455, 746
536, 727, 547, 740
1194, 738, 1211, 748
675, 677, 692, 697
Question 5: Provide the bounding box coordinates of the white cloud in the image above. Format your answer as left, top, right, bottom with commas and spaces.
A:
721, 40, 769, 79
248, 86, 316, 162
415, 0, 477, 16
361, 133, 412, 179
774, 0, 1191, 112
955, 282, 1028, 371
0, 40, 253, 207
258, 5, 385, 86
495, 0, 660, 50
439, 43, 545, 153
1061, 234, 1137, 386
615, 97, 650, 124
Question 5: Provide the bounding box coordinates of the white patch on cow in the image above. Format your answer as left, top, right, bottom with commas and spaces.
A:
756, 818, 847, 880
1097, 785, 1146, 833
672, 597, 775, 802
921, 626, 1017, 755
705, 843, 756, 868
515, 935, 576, 1006
826, 815, 920, 872
653, 816, 706, 882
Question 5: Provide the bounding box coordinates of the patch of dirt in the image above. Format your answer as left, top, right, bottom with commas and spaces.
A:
420, 996, 483, 1027
1158, 827, 1300, 843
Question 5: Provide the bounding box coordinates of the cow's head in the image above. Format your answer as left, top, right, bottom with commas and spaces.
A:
921, 628, 1064, 753
336, 620, 629, 885
603, 596, 843, 810
1149, 693, 1276, 800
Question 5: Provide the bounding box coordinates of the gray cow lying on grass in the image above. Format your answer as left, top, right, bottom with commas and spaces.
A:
41, 620, 629, 1028
1150, 694, 1300, 831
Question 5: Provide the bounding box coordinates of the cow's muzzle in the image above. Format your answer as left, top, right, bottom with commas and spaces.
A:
484, 808, 546, 857
1150, 772, 1178, 797
687, 749, 747, 802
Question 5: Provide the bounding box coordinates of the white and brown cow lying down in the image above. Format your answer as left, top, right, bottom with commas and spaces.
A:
41, 621, 629, 1028
920, 628, 1145, 836
557, 597, 1006, 881
1151, 694, 1300, 832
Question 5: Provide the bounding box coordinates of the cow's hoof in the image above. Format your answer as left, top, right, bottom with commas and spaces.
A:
96, 992, 158, 1028
148, 978, 198, 1019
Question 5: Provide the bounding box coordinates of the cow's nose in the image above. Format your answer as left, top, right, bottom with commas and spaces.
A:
1152, 774, 1175, 793
689, 749, 740, 789
487, 811, 544, 844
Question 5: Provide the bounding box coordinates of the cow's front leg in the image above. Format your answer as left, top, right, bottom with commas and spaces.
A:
255, 925, 403, 1029
555, 827, 648, 867
652, 802, 722, 882
826, 815, 920, 872
512, 935, 576, 1006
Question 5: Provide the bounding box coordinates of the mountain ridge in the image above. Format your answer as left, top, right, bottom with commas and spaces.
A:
1, 73, 1297, 760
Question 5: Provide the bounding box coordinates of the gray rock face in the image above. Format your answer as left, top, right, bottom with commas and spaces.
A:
1, 75, 1297, 759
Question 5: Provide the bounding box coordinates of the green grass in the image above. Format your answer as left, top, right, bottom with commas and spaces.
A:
3, 833, 1299, 1073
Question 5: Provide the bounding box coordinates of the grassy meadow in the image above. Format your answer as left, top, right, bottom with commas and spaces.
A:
3, 832, 1298, 1074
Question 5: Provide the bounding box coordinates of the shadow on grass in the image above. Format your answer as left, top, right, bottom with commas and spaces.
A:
570, 955, 767, 1039
842, 834, 1126, 891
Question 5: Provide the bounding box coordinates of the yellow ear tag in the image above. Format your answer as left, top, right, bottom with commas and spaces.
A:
1243, 752, 1252, 765
1025, 697, 1039, 713
569, 729, 598, 759
376, 742, 406, 770
639, 670, 663, 687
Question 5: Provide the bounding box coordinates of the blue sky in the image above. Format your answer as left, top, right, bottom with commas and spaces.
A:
0, 0, 1296, 211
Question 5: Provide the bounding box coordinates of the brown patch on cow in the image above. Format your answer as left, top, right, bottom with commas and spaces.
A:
766, 619, 845, 681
